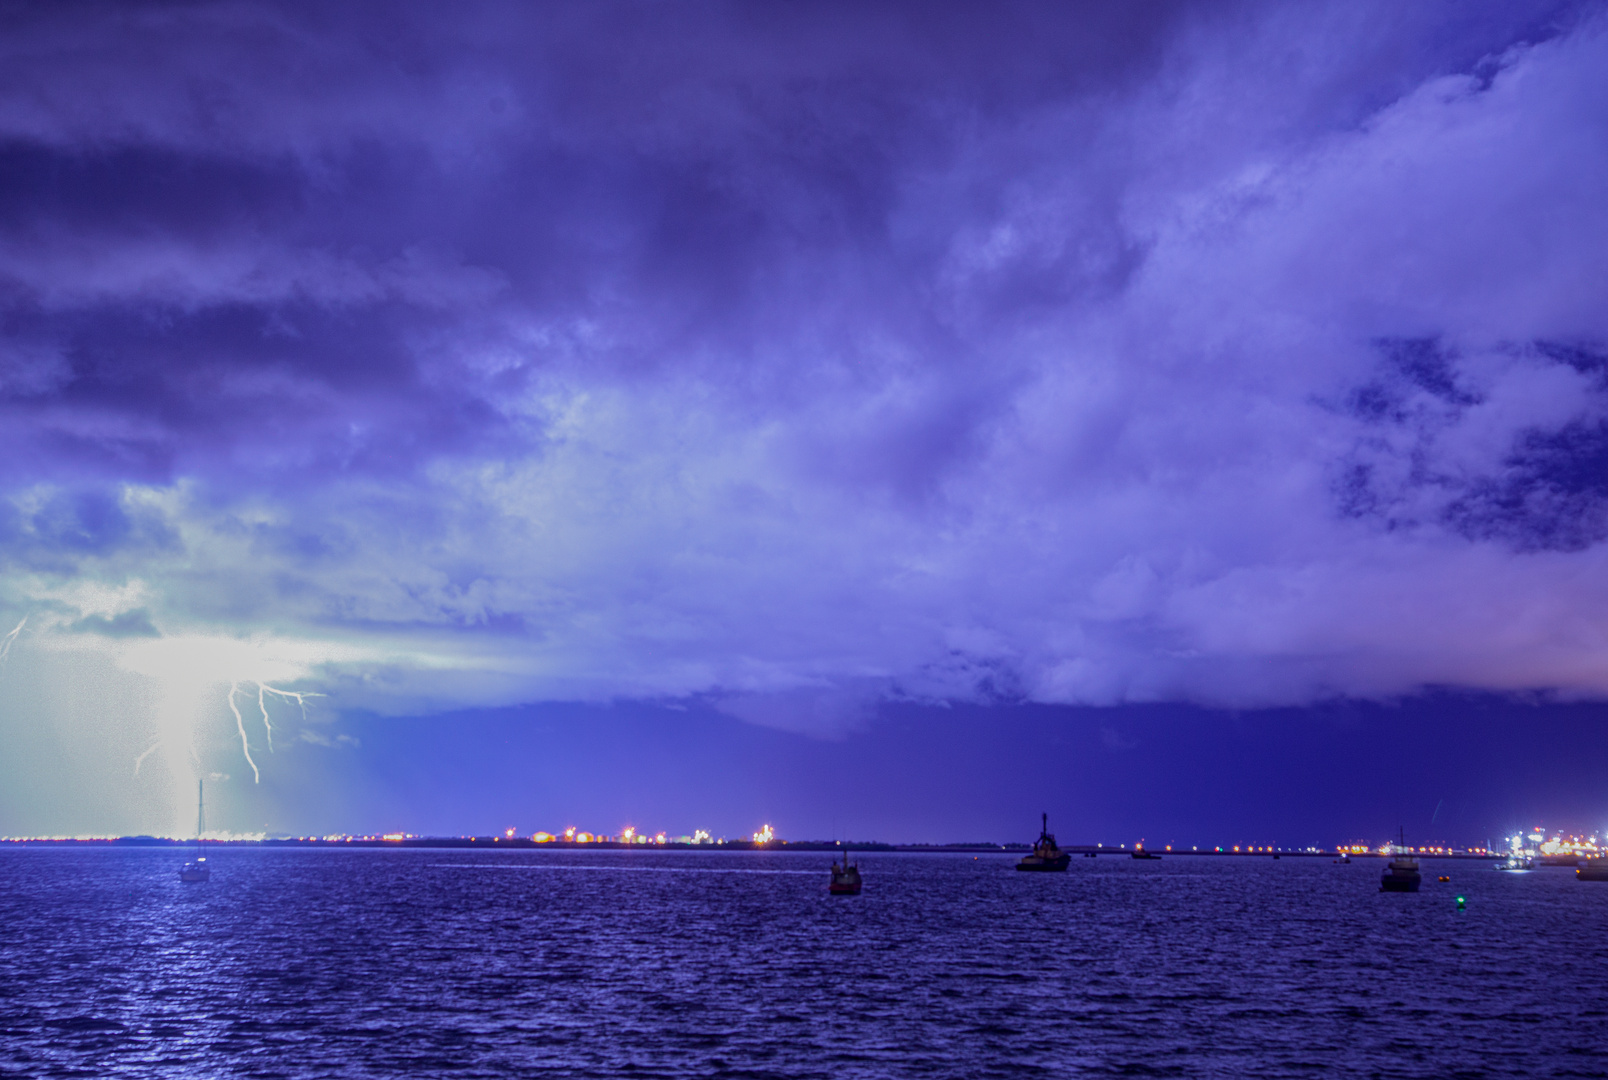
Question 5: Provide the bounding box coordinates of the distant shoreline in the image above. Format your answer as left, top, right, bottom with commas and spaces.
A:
0, 836, 1505, 858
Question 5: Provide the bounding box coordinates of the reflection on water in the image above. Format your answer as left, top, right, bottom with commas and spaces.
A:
1, 847, 1605, 1078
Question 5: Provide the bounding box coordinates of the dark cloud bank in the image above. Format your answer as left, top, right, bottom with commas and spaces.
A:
2, 1, 1608, 836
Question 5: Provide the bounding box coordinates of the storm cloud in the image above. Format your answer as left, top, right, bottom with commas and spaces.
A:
3, 0, 1608, 744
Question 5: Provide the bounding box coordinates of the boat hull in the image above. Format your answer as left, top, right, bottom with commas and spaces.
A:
1016, 854, 1071, 871
829, 882, 862, 894
179, 863, 210, 883
1578, 860, 1608, 882
1379, 873, 1420, 893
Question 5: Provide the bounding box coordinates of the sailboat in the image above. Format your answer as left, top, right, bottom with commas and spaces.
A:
178, 779, 211, 883
829, 842, 862, 894
1379, 827, 1420, 893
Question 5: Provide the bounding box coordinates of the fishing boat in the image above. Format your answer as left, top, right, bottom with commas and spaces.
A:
1131, 841, 1161, 860
1379, 829, 1420, 893
1016, 813, 1072, 872
829, 845, 862, 894
178, 779, 210, 883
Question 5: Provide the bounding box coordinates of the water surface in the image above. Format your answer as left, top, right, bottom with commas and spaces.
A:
1, 848, 1604, 1078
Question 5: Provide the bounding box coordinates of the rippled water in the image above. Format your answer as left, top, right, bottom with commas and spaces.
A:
1, 847, 1605, 1078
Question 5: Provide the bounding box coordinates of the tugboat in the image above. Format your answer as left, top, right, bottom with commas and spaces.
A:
1577, 857, 1608, 882
1131, 840, 1161, 860
178, 779, 211, 883
1016, 813, 1072, 872
1379, 829, 1420, 893
828, 845, 862, 894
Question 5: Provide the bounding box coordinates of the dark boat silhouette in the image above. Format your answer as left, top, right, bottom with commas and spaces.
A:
1131, 840, 1161, 860
1016, 813, 1071, 871
829, 846, 862, 894
1578, 857, 1608, 882
1379, 828, 1420, 893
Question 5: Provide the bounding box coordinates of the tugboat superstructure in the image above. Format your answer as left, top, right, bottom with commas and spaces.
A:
1016, 813, 1072, 872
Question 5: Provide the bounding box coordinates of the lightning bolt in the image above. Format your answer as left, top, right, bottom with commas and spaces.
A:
255, 684, 321, 751
257, 683, 276, 751
227, 681, 260, 784
227, 681, 322, 782
0, 615, 26, 669
133, 739, 161, 777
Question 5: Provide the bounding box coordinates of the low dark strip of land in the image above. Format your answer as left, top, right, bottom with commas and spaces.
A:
1, 836, 1509, 858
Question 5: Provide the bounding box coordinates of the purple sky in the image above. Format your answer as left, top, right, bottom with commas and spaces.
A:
2, 2, 1607, 842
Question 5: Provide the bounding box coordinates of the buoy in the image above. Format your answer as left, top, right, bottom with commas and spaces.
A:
1438, 875, 1449, 882
1456, 896, 1466, 910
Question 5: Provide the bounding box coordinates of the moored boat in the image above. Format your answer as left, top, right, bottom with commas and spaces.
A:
829, 846, 862, 894
1016, 813, 1072, 872
1379, 830, 1420, 893
1131, 841, 1161, 860
179, 779, 210, 883
1577, 857, 1608, 882
1495, 852, 1534, 872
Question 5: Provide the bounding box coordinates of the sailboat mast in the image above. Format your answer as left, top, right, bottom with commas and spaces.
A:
196, 778, 205, 852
